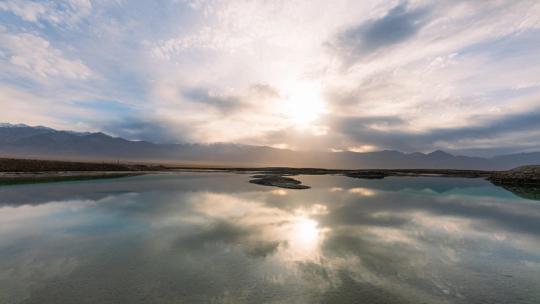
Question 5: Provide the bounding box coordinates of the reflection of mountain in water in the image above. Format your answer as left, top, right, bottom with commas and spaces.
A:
4, 174, 535, 207
306, 175, 517, 198
354, 176, 492, 194
0, 173, 253, 206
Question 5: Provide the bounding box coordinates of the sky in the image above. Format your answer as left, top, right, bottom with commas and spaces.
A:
0, 0, 539, 156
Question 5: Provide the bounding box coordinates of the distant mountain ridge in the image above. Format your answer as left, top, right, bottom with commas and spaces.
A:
0, 123, 539, 170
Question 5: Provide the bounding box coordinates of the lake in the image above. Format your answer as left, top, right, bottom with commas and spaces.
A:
0, 173, 539, 303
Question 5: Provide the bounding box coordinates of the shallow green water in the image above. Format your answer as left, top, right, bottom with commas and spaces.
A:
0, 173, 539, 303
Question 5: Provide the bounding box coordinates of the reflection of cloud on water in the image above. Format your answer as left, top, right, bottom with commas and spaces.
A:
294, 203, 329, 216
0, 196, 122, 242
348, 187, 377, 196
317, 199, 540, 302
271, 189, 288, 196
191, 192, 327, 263
1, 174, 540, 303
0, 195, 145, 303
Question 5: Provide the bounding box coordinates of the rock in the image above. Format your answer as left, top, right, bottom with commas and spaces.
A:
249, 175, 310, 189
344, 171, 390, 179
488, 165, 540, 186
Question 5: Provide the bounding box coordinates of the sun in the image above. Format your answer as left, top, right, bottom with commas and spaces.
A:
282, 82, 326, 127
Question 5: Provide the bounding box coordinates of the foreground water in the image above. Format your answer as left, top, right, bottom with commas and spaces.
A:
0, 173, 539, 304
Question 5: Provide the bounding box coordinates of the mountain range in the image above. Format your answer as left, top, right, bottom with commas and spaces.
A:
1, 123, 539, 170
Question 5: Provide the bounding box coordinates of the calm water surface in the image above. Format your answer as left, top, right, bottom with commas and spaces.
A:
0, 173, 539, 303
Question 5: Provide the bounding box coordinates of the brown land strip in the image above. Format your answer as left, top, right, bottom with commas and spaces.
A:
0, 158, 538, 190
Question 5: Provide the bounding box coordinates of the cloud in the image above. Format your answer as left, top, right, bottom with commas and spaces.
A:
183, 87, 244, 114
1, 0, 540, 155
247, 83, 280, 99
0, 27, 92, 80
0, 83, 105, 132
0, 0, 92, 27
145, 81, 292, 144
330, 109, 540, 154
0, 1, 47, 23
334, 1, 428, 58
182, 83, 281, 114
100, 118, 190, 144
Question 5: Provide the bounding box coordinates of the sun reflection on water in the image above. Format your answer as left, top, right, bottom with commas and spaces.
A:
293, 217, 319, 244
192, 192, 326, 262
280, 215, 326, 262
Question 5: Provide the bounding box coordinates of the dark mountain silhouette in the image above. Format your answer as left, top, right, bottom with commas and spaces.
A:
0, 123, 539, 170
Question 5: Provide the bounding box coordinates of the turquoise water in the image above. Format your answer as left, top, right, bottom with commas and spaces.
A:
0, 173, 539, 303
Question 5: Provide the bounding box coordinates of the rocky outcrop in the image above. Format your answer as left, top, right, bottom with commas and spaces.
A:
488, 166, 540, 186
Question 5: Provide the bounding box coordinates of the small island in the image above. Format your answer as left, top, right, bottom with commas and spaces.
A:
249, 175, 310, 189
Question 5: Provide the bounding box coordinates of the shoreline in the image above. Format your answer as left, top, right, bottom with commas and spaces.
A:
0, 158, 538, 189
0, 171, 146, 185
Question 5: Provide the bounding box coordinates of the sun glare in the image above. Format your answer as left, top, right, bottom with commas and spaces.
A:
282, 82, 326, 127
293, 217, 319, 243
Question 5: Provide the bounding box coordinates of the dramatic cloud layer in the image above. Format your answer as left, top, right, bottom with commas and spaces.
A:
1, 0, 539, 155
